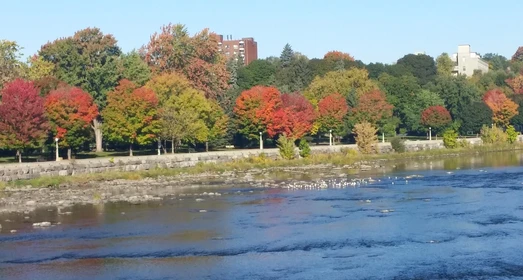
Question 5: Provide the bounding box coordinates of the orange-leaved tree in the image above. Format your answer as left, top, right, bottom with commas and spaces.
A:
316, 93, 348, 136
45, 86, 99, 159
0, 79, 49, 162
271, 92, 316, 139
483, 89, 519, 127
350, 90, 393, 126
324, 51, 354, 62
234, 86, 282, 140
102, 79, 161, 156
506, 74, 523, 94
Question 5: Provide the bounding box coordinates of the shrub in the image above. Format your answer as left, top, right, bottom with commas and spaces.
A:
443, 129, 458, 149
457, 139, 471, 149
353, 122, 378, 154
298, 139, 311, 158
480, 125, 508, 144
390, 137, 406, 153
506, 125, 518, 144
277, 135, 296, 160
340, 147, 359, 157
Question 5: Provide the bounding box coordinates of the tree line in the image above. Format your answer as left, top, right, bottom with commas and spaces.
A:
1, 24, 523, 161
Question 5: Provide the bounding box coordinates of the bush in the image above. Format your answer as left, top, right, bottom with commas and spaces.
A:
353, 122, 378, 154
390, 137, 406, 153
277, 135, 296, 160
443, 129, 458, 149
340, 147, 359, 157
480, 125, 508, 144
506, 125, 518, 144
457, 139, 471, 149
298, 139, 311, 158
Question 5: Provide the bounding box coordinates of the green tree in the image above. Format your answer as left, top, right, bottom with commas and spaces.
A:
237, 59, 276, 90
39, 27, 122, 152
119, 50, 151, 86
396, 53, 437, 85
436, 53, 454, 76
280, 43, 294, 67
0, 40, 25, 90
24, 55, 55, 82
482, 53, 509, 71
432, 75, 482, 118
457, 101, 492, 135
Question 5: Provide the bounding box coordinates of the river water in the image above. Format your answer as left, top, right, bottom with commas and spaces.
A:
2, 152, 523, 279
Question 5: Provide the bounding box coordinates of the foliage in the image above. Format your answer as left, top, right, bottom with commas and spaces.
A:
442, 129, 458, 149
506, 74, 523, 94
511, 47, 523, 62
506, 125, 518, 144
420, 105, 452, 134
271, 92, 316, 139
396, 53, 437, 85
482, 53, 509, 71
237, 59, 276, 90
480, 125, 508, 144
0, 79, 48, 161
276, 134, 296, 160
25, 55, 54, 81
436, 53, 454, 76
205, 100, 229, 147
457, 101, 493, 135
119, 51, 151, 86
304, 68, 377, 105
353, 122, 378, 154
390, 137, 406, 153
102, 80, 161, 154
45, 86, 99, 152
350, 89, 393, 125
432, 75, 482, 118
234, 86, 282, 140
275, 52, 311, 93
483, 89, 519, 127
298, 139, 311, 158
457, 139, 471, 149
140, 23, 229, 99
145, 72, 193, 105
324, 51, 354, 62
0, 40, 25, 89
316, 93, 349, 135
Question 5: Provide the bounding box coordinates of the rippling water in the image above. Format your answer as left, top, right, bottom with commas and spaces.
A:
2, 153, 523, 279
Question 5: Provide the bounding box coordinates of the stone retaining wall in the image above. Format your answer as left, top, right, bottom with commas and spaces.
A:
0, 137, 514, 182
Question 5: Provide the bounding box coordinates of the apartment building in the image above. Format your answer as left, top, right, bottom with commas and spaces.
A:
217, 35, 258, 65
451, 44, 489, 76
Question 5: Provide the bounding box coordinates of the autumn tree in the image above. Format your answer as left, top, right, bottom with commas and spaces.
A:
324, 51, 355, 62
204, 100, 229, 151
119, 50, 151, 86
141, 24, 229, 99
271, 93, 316, 139
39, 27, 122, 152
436, 53, 454, 76
0, 40, 25, 90
24, 55, 55, 82
350, 90, 393, 126
316, 93, 349, 136
0, 79, 48, 162
511, 47, 523, 62
420, 106, 452, 134
353, 122, 378, 154
234, 86, 282, 140
45, 87, 99, 159
102, 80, 160, 156
483, 89, 519, 127
506, 74, 523, 94
305, 68, 377, 105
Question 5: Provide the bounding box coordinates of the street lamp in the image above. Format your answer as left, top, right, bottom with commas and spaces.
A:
329, 130, 333, 146
157, 139, 161, 155
429, 127, 432, 141
55, 138, 59, 161
259, 132, 263, 150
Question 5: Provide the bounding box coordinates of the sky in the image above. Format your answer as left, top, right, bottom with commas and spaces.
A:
1, 0, 521, 64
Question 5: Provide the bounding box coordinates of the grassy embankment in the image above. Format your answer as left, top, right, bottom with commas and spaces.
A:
2, 143, 522, 189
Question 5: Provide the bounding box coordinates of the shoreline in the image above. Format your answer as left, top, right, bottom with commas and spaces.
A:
0, 145, 522, 215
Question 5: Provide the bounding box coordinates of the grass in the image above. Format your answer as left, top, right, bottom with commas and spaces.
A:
5, 143, 523, 189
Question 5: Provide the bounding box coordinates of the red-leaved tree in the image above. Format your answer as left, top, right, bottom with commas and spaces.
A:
506, 75, 523, 94
45, 86, 99, 159
271, 93, 316, 139
483, 89, 519, 127
350, 90, 393, 125
234, 86, 282, 140
316, 93, 349, 134
420, 105, 452, 134
324, 51, 355, 62
0, 79, 49, 162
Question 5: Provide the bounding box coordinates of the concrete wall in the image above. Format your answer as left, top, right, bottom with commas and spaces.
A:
0, 137, 507, 182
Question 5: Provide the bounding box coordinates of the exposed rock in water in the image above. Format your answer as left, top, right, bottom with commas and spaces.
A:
33, 222, 51, 227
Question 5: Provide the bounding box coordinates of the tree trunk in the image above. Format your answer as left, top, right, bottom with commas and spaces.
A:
129, 143, 133, 157
205, 141, 209, 152
316, 134, 320, 145
92, 118, 103, 152
67, 148, 72, 160
171, 138, 175, 154
162, 140, 167, 154
17, 150, 21, 163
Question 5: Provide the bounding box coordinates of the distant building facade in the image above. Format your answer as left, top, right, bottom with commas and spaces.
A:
451, 44, 489, 76
217, 35, 258, 65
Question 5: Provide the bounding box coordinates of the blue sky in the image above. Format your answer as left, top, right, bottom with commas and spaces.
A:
1, 0, 520, 63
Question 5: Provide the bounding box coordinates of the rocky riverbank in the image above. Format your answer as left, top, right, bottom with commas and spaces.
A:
0, 162, 387, 214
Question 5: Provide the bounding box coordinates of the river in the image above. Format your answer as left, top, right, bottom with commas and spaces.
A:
1, 152, 523, 279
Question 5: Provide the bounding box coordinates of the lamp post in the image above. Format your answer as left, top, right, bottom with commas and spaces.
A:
382, 132, 385, 143
329, 130, 333, 146
55, 138, 59, 161
157, 139, 161, 155
429, 127, 432, 141
259, 132, 263, 150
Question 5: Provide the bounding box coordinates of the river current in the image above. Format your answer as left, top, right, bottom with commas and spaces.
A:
1, 152, 523, 279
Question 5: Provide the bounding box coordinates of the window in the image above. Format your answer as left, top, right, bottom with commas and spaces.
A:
463, 66, 466, 71
233, 45, 238, 49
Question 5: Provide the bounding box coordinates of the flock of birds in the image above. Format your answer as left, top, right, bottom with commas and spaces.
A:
283, 175, 424, 190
